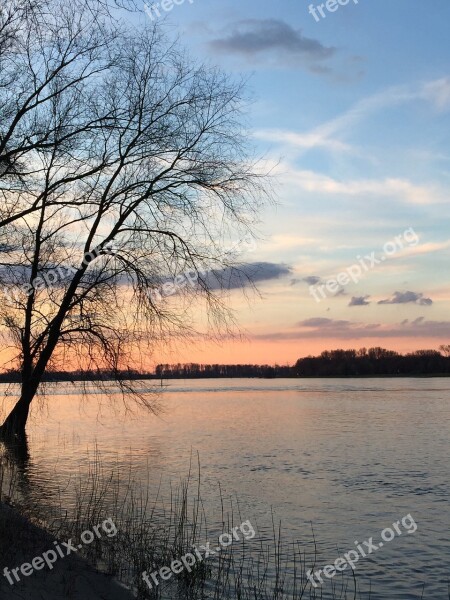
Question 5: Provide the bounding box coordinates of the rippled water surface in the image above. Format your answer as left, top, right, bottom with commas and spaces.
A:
1, 378, 449, 599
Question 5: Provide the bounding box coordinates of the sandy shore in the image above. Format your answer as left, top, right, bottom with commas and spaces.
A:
0, 502, 135, 599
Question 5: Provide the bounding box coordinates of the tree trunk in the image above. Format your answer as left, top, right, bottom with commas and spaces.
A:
0, 387, 35, 439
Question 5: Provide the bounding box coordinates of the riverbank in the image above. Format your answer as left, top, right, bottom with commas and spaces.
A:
0, 501, 135, 599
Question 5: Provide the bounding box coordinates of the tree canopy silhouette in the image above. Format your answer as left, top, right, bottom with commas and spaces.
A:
294, 347, 450, 377
0, 0, 268, 437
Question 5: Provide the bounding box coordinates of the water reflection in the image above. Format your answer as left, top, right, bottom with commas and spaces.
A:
1, 378, 450, 598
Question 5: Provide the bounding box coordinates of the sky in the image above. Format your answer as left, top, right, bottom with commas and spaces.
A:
133, 0, 450, 366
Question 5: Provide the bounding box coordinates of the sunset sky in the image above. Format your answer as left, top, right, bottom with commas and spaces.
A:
136, 0, 450, 366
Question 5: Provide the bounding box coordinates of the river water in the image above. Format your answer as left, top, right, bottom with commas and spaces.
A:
1, 378, 449, 598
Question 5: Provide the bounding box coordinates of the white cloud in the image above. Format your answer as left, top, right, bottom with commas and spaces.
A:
254, 128, 351, 153
399, 239, 450, 258
421, 78, 450, 111
283, 168, 445, 205
255, 78, 450, 156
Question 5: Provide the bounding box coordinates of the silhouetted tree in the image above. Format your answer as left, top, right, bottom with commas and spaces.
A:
0, 3, 268, 437
295, 347, 450, 377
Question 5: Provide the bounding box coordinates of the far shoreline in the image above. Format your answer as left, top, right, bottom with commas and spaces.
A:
2, 346, 450, 382
1, 374, 450, 383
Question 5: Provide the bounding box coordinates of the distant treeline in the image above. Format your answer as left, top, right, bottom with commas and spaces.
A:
157, 346, 450, 378
155, 363, 293, 378
294, 347, 450, 377
0, 369, 153, 384
1, 347, 450, 382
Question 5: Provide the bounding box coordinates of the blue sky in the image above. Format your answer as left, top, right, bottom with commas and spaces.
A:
134, 0, 450, 363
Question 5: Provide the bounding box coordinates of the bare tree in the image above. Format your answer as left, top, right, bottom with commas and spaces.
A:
0, 12, 268, 438
0, 0, 139, 228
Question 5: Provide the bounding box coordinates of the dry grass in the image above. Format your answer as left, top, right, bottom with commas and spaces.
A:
0, 449, 362, 600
